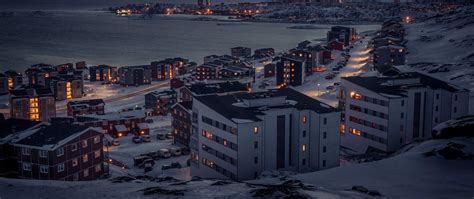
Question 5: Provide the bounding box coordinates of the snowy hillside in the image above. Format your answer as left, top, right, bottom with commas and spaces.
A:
398, 6, 474, 113
1, 135, 473, 199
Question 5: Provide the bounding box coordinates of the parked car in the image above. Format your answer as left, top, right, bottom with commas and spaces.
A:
138, 158, 155, 169
134, 156, 150, 166
107, 139, 120, 146
333, 82, 341, 86
145, 119, 153, 123
144, 163, 153, 173
132, 136, 142, 144
141, 135, 151, 142
165, 132, 174, 139
170, 162, 182, 169
162, 165, 172, 170
325, 75, 334, 80
182, 147, 190, 155
158, 149, 171, 158
170, 147, 182, 156
140, 152, 160, 160
157, 133, 166, 140
326, 86, 335, 90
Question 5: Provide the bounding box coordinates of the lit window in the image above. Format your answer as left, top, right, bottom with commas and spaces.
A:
253, 127, 259, 134
350, 128, 361, 136
350, 92, 362, 100
82, 140, 88, 148
83, 154, 89, 162
223, 139, 228, 146
93, 136, 100, 144
302, 116, 307, 124
302, 144, 307, 152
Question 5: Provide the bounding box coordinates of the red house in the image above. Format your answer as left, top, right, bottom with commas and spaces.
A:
11, 123, 107, 181
328, 40, 344, 51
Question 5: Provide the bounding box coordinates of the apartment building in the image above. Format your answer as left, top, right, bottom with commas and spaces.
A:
231, 47, 252, 58
150, 58, 189, 81
144, 89, 178, 115
373, 45, 406, 72
276, 55, 306, 87
67, 99, 105, 117
3, 70, 23, 91
47, 75, 84, 100
327, 26, 357, 46
254, 48, 275, 58
0, 118, 44, 178
10, 87, 56, 122
338, 72, 470, 154
171, 101, 192, 147
89, 65, 118, 82
11, 123, 107, 181
191, 88, 340, 181
118, 65, 151, 86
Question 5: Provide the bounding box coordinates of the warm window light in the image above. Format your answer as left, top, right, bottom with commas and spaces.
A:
253, 127, 259, 134
350, 92, 362, 100
302, 144, 307, 151
302, 116, 307, 124
350, 128, 361, 136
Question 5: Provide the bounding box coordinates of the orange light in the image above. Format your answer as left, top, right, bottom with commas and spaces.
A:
118, 133, 123, 137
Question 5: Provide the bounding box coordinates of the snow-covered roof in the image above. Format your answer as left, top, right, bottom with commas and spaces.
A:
114, 125, 127, 132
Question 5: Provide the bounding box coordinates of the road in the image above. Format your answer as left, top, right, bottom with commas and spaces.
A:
56, 81, 170, 113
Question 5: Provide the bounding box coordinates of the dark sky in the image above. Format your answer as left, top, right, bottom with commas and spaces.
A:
0, 0, 263, 10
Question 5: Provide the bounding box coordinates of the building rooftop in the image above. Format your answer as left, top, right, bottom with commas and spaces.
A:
194, 88, 339, 123
187, 81, 248, 96
10, 86, 54, 97
0, 119, 42, 141
343, 72, 465, 98
14, 123, 90, 149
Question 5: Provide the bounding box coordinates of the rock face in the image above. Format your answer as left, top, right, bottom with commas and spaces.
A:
424, 142, 474, 160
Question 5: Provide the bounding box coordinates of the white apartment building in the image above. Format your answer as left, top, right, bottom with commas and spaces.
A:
338, 72, 469, 154
190, 88, 340, 181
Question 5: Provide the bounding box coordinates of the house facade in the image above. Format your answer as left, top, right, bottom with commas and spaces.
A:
338, 72, 470, 154
11, 123, 107, 181
191, 88, 340, 181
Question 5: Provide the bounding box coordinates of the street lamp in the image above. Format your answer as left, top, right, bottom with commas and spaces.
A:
317, 83, 321, 96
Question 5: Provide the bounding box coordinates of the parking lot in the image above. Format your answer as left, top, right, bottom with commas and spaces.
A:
106, 122, 191, 181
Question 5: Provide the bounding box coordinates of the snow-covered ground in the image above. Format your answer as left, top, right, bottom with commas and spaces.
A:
1, 136, 472, 198
106, 115, 191, 180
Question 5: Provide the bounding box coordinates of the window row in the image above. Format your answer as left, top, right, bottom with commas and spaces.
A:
349, 116, 387, 132
201, 144, 237, 166
201, 130, 238, 151
202, 157, 237, 180
202, 116, 237, 135
349, 127, 387, 144
349, 104, 388, 119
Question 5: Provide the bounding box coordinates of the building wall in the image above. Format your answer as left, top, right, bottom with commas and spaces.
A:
172, 105, 192, 147
15, 130, 105, 181
0, 77, 8, 95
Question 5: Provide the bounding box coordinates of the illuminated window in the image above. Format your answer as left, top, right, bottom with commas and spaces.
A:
223, 139, 228, 146
349, 128, 361, 136
202, 130, 213, 139
340, 124, 345, 134
83, 154, 89, 162
253, 127, 259, 134
302, 144, 307, 152
95, 150, 101, 158
302, 116, 307, 124
82, 140, 88, 148
350, 92, 362, 100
